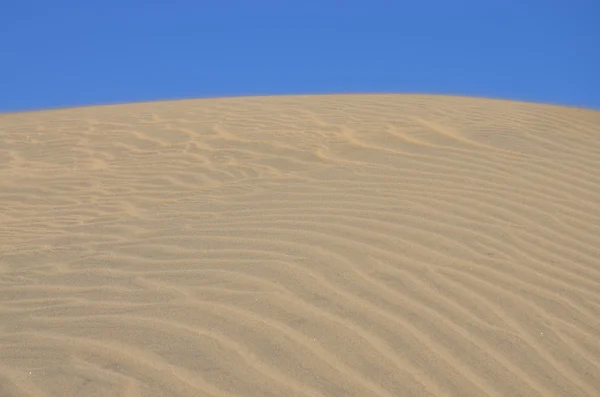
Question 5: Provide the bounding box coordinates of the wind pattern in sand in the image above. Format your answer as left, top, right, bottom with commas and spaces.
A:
1, 94, 599, 397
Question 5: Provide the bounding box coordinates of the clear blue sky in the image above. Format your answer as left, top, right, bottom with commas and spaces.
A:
2, 1, 598, 112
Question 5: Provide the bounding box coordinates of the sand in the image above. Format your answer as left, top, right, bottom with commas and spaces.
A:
0, 94, 599, 397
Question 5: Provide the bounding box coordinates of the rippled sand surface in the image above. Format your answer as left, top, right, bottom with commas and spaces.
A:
1, 94, 599, 397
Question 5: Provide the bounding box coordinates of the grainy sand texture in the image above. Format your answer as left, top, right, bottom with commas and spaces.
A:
1, 94, 599, 397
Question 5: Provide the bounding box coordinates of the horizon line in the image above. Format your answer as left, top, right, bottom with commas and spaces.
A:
2, 91, 598, 115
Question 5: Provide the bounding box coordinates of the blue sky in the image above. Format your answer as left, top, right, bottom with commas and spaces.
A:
1, 1, 598, 112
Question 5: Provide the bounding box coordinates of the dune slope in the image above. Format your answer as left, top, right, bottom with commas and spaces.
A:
1, 94, 599, 397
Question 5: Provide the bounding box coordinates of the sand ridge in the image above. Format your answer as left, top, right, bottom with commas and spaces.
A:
1, 94, 599, 396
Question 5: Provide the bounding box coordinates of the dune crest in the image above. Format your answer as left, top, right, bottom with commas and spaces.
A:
1, 94, 599, 397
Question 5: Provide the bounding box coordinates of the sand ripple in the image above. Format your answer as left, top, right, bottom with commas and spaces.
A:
1, 94, 599, 396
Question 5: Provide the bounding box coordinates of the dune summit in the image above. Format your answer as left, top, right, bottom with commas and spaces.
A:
1, 94, 599, 397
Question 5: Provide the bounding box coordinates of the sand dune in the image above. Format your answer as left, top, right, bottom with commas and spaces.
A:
1, 94, 599, 397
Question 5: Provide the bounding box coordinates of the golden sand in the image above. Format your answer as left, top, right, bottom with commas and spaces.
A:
1, 94, 599, 396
